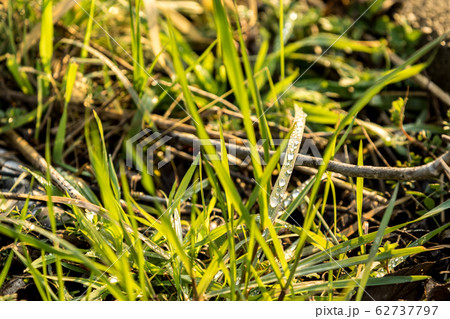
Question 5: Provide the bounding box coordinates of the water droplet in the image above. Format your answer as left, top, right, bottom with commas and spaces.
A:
286, 168, 293, 175
292, 189, 300, 198
279, 178, 286, 187
270, 196, 278, 208
283, 198, 291, 207
287, 153, 294, 161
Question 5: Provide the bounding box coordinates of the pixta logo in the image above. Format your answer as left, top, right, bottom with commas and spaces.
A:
126, 130, 324, 175
126, 129, 172, 175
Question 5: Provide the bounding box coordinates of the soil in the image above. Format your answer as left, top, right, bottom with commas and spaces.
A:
397, 0, 450, 93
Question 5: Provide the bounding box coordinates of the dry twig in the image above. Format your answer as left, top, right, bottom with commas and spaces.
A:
169, 131, 450, 181
3, 130, 85, 200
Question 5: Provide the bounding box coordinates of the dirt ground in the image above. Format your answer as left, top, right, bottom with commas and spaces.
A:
398, 0, 450, 92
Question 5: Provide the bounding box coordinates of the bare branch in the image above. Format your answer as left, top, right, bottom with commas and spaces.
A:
3, 130, 86, 200
170, 131, 450, 181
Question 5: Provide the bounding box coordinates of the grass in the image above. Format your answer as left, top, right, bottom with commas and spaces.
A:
0, 0, 449, 301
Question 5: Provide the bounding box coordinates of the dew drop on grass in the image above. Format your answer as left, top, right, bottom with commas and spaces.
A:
268, 106, 306, 220
283, 198, 291, 208
270, 196, 279, 208
292, 188, 300, 198
109, 276, 118, 284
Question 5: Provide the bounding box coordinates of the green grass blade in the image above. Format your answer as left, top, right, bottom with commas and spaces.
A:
269, 105, 306, 220
212, 0, 262, 179
279, 0, 284, 81
356, 140, 365, 253
356, 184, 399, 300
0, 251, 14, 290
40, 0, 53, 87
80, 0, 96, 61
232, 3, 273, 159
6, 54, 34, 94
53, 62, 78, 164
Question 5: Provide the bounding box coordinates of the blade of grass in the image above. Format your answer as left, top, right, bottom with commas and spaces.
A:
45, 121, 65, 300
13, 248, 53, 300
279, 0, 284, 81
80, 0, 96, 73
6, 54, 34, 94
53, 61, 78, 164
0, 251, 14, 290
356, 140, 365, 254
0, 101, 51, 134
356, 184, 399, 300
218, 122, 236, 300
268, 105, 306, 220
212, 0, 263, 181
40, 0, 53, 94
232, 1, 273, 157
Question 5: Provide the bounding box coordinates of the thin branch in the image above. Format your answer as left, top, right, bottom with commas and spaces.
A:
169, 131, 450, 181
3, 130, 86, 200
0, 192, 103, 214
